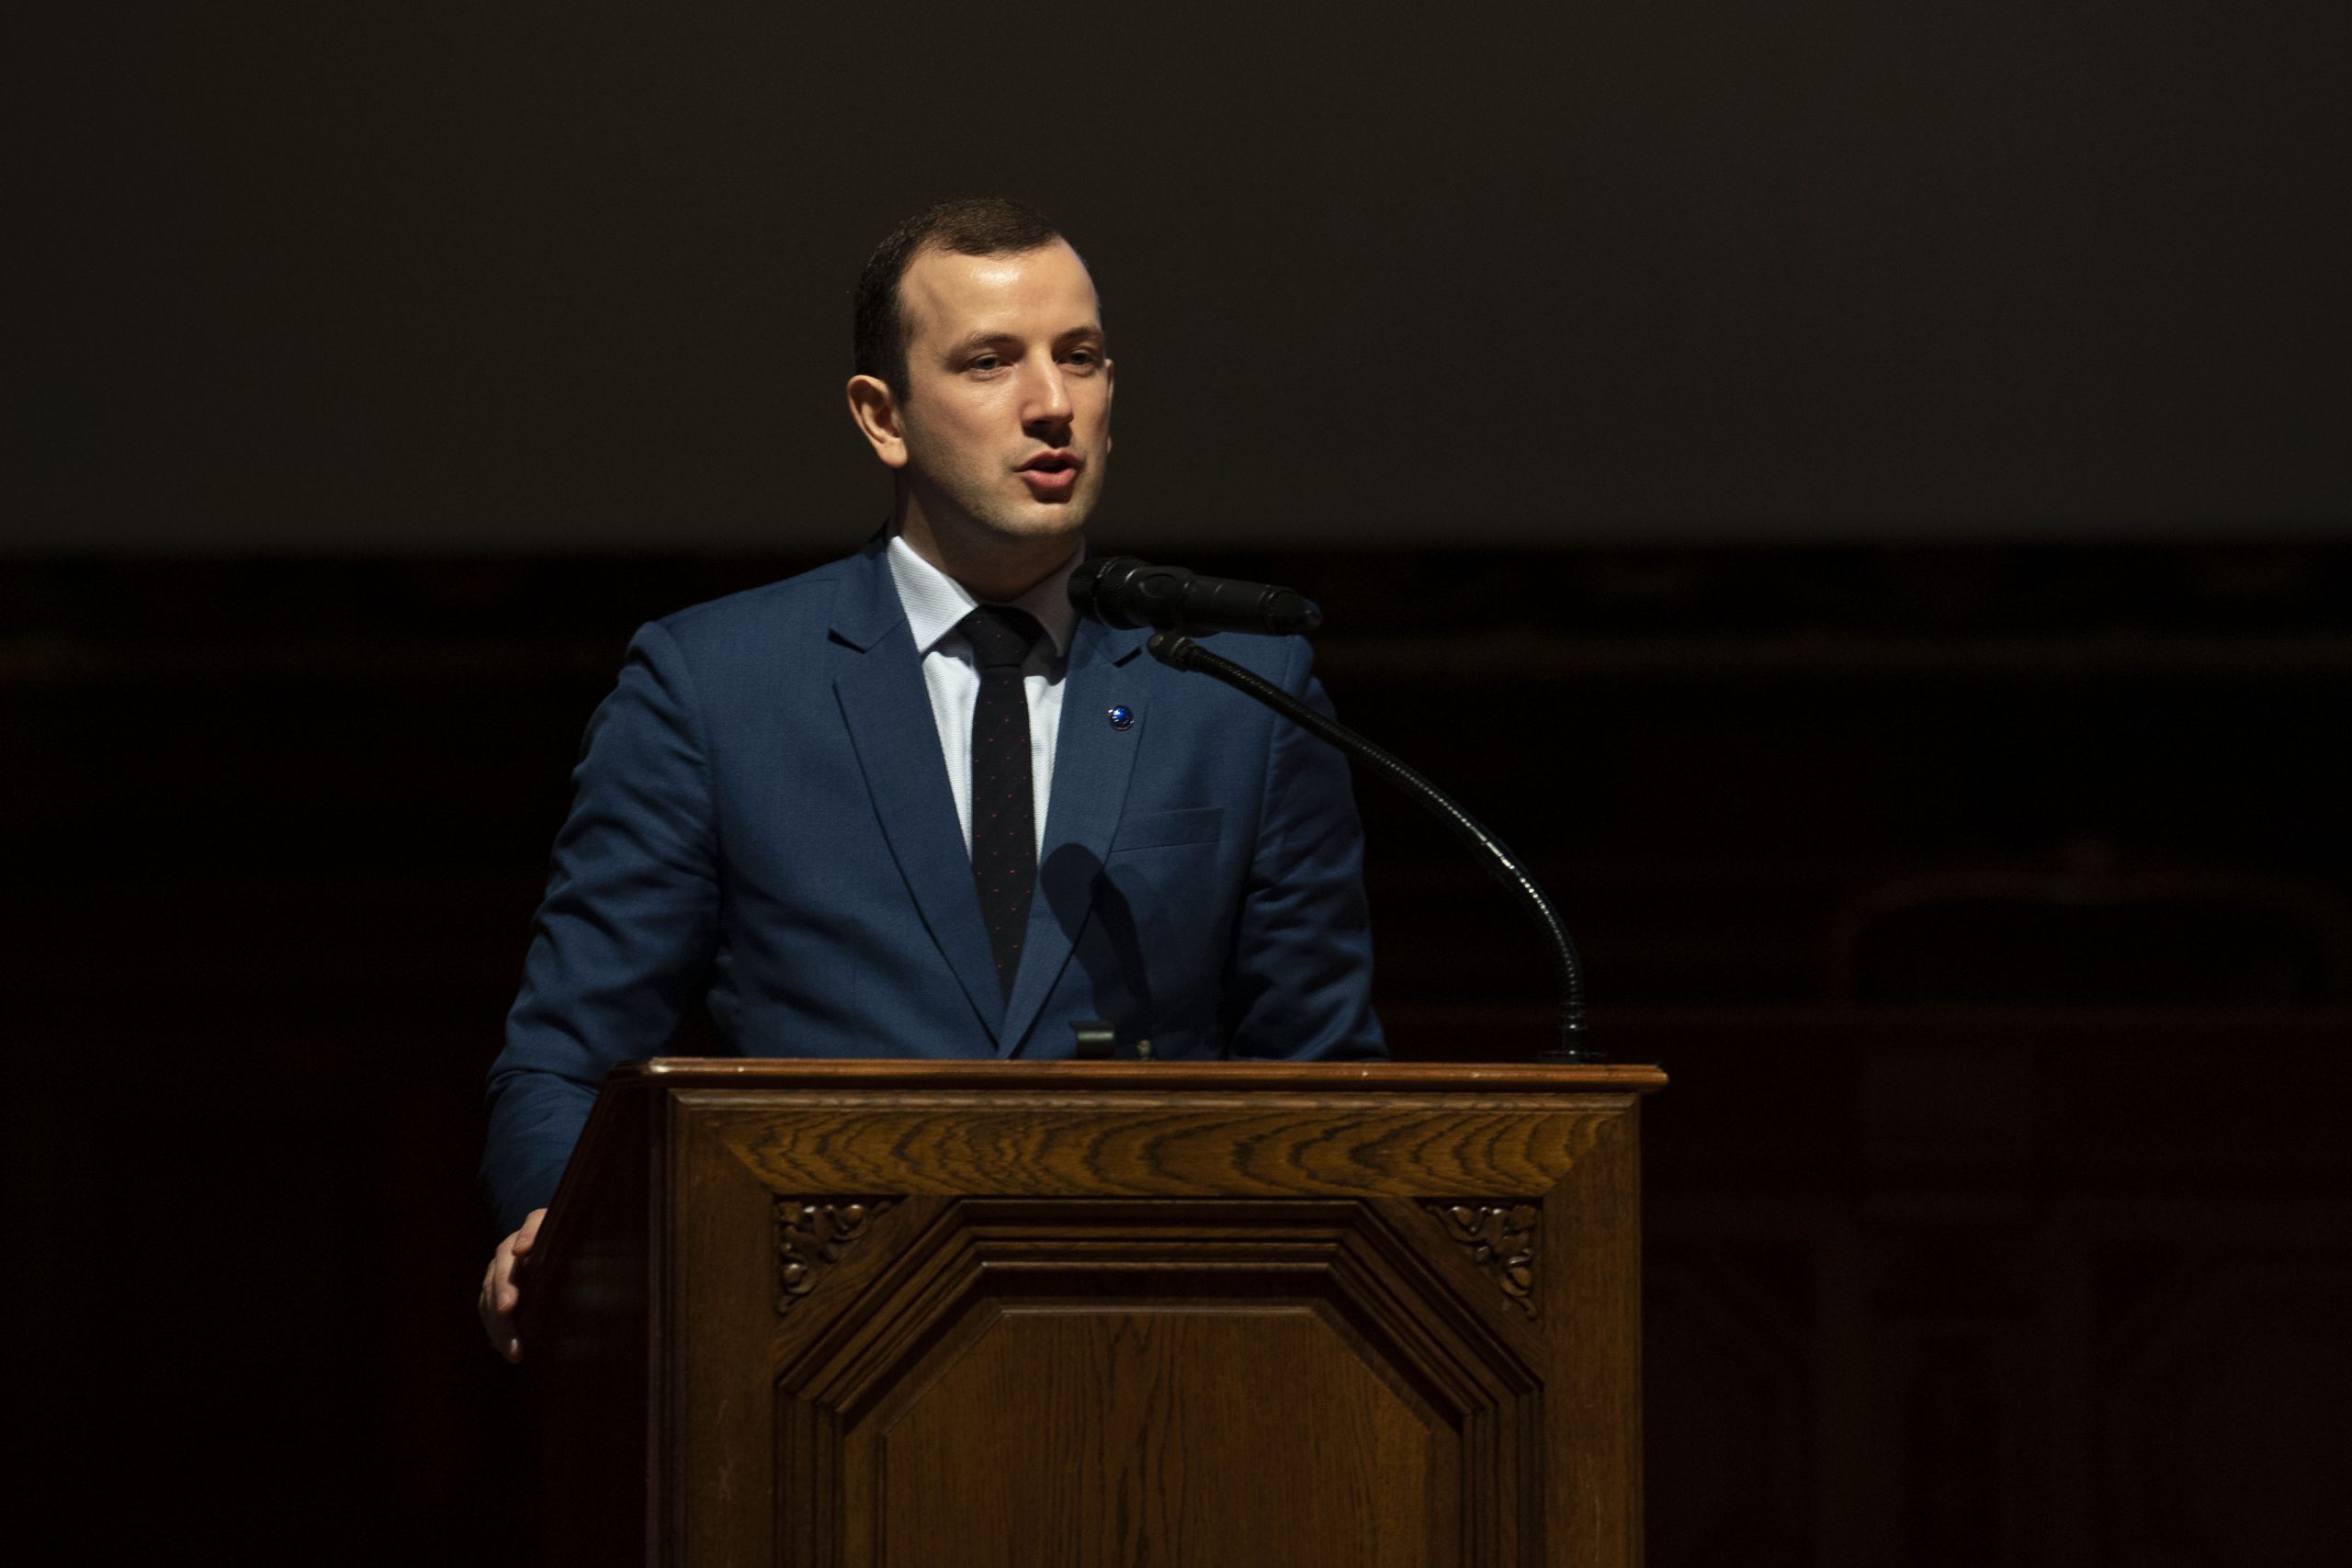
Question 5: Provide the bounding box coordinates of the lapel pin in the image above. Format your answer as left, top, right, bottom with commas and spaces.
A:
1107, 705, 1135, 730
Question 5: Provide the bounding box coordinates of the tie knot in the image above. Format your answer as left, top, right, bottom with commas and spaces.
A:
960, 605, 1045, 671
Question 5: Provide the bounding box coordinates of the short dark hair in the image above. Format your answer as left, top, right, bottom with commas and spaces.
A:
853, 197, 1066, 399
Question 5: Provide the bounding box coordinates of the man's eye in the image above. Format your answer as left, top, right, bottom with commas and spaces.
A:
1063, 348, 1099, 368
967, 355, 1002, 373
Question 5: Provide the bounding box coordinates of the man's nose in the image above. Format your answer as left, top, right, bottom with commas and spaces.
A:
1020, 357, 1073, 429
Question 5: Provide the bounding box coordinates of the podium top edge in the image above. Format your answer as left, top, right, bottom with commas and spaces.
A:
619, 1058, 1668, 1093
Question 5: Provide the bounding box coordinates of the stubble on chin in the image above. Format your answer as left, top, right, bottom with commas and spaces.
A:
967, 466, 1103, 546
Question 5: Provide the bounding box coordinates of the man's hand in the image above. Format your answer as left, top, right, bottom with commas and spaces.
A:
477, 1208, 548, 1363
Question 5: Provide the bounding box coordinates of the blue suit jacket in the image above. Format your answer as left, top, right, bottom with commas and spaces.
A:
481, 539, 1382, 1232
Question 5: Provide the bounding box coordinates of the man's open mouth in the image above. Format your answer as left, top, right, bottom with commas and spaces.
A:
1016, 452, 1080, 498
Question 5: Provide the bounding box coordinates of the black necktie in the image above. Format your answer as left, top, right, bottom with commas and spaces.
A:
959, 605, 1046, 998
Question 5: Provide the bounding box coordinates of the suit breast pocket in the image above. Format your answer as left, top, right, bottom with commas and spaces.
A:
1107, 806, 1226, 854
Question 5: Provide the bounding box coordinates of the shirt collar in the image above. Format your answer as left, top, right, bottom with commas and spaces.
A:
887, 529, 1080, 660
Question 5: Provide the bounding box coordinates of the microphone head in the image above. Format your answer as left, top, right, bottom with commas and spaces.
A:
1067, 557, 1161, 630
1069, 555, 1321, 637
1261, 590, 1324, 636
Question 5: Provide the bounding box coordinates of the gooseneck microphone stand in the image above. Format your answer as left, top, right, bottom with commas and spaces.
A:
1145, 631, 1600, 1065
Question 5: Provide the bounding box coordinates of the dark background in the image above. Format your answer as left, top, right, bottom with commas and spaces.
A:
13, 0, 2350, 551
6, 4, 2349, 1564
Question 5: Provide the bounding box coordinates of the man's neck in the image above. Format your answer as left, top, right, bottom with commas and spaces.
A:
895, 506, 1080, 605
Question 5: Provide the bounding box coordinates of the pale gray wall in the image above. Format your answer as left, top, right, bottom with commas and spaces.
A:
11, 2, 2347, 553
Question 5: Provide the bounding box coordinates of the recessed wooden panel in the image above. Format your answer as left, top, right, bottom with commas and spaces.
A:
869, 1307, 1435, 1568
769, 1197, 1549, 1567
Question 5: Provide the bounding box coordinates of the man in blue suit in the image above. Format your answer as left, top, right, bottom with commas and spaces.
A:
478, 198, 1381, 1359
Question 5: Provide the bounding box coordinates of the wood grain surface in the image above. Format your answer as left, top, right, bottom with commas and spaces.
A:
525, 1061, 1655, 1565
707, 1092, 1633, 1200
871, 1308, 1435, 1567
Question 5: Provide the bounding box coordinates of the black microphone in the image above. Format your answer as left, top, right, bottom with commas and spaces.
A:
1069, 557, 1323, 637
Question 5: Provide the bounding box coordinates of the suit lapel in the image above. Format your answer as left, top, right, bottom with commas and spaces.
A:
1001, 616, 1151, 1055
831, 545, 1007, 1040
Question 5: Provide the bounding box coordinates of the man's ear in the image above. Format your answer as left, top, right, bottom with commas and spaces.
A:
845, 375, 909, 469
1102, 358, 1114, 454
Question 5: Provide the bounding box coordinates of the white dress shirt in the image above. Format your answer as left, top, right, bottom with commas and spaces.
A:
886, 532, 1078, 859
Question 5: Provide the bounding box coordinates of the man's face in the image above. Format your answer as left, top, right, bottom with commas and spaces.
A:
860, 239, 1114, 551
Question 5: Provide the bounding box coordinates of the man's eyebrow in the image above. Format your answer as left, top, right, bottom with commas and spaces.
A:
939, 325, 1105, 359
942, 331, 1020, 359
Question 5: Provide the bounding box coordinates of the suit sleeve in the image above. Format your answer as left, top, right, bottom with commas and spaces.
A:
480, 620, 720, 1235
1219, 638, 1385, 1061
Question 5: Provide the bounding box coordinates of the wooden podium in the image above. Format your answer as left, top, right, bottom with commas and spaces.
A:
519, 1058, 1666, 1567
